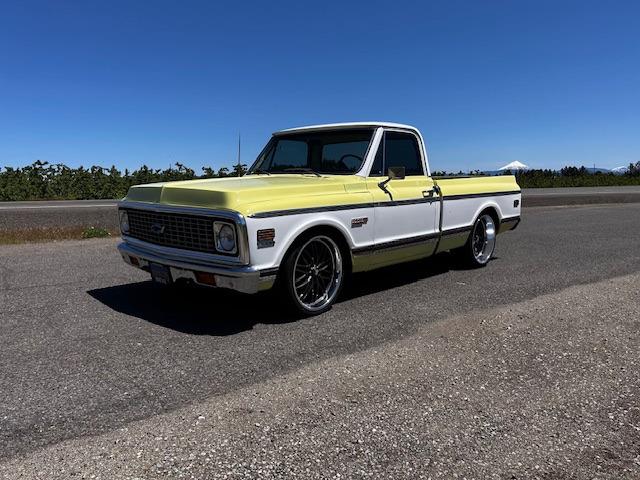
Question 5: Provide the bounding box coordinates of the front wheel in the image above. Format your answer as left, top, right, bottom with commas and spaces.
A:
280, 234, 345, 316
455, 214, 497, 267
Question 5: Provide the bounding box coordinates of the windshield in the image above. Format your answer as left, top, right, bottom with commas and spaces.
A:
249, 129, 374, 175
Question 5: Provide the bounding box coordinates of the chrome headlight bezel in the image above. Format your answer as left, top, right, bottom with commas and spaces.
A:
119, 210, 130, 235
213, 221, 237, 255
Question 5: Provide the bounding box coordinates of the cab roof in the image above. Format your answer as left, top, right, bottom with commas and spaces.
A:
274, 122, 419, 136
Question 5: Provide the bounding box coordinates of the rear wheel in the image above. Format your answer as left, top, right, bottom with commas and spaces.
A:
456, 213, 497, 267
280, 234, 345, 316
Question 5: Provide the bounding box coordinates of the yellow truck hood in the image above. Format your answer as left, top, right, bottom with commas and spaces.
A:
124, 175, 370, 217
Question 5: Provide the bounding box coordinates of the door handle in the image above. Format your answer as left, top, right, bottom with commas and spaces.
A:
422, 189, 435, 197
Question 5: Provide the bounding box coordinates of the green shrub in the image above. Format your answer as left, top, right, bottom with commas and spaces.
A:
0, 161, 248, 201
81, 227, 111, 239
1, 160, 638, 200
436, 162, 640, 188
515, 166, 640, 188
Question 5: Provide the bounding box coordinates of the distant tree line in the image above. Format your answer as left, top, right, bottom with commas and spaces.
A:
1, 160, 639, 201
0, 161, 247, 201
513, 163, 640, 188
434, 162, 640, 188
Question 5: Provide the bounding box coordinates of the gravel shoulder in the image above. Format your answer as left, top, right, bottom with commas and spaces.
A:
3, 272, 639, 480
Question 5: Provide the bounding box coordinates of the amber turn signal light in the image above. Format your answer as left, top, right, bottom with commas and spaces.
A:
195, 271, 217, 286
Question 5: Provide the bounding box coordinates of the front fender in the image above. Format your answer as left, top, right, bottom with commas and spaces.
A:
245, 208, 375, 271
274, 216, 356, 264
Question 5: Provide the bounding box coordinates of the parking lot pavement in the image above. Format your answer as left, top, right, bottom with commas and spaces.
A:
1, 203, 640, 478
2, 271, 639, 479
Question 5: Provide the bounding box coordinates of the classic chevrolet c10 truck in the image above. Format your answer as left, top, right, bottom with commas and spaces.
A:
117, 122, 521, 315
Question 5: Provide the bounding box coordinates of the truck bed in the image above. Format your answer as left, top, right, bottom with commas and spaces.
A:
434, 174, 520, 198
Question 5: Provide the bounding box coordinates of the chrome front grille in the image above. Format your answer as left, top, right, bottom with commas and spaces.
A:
125, 208, 216, 253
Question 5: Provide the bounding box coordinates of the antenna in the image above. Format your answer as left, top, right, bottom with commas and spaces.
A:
237, 132, 241, 168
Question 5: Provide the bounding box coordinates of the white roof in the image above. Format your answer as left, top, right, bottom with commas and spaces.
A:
274, 122, 418, 135
499, 160, 529, 170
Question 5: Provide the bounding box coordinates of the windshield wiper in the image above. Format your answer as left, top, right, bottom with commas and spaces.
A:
283, 168, 322, 177
249, 168, 271, 175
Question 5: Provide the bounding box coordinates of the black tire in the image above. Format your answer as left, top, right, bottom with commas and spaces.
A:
455, 213, 497, 268
279, 233, 345, 316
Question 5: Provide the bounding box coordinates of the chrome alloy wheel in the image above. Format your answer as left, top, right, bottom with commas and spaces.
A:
471, 214, 496, 264
292, 235, 343, 313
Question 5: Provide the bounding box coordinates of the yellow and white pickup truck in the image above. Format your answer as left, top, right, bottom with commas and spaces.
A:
118, 122, 521, 315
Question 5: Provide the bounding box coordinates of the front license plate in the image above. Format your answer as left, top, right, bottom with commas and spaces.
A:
150, 263, 172, 285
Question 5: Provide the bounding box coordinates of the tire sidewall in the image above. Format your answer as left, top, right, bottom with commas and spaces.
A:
466, 214, 496, 267
281, 233, 345, 316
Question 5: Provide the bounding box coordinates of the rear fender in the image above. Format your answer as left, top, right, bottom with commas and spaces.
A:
471, 200, 503, 225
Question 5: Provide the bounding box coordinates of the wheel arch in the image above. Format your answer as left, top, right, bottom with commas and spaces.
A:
470, 201, 502, 229
276, 221, 354, 275
476, 205, 500, 227
453, 204, 500, 267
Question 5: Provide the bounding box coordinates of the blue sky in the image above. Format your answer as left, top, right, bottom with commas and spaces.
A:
1, 0, 638, 173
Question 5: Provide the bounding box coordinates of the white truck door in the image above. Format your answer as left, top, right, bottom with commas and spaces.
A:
365, 129, 439, 265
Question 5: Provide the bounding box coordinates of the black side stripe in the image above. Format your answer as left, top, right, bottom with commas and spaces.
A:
442, 190, 521, 201
500, 215, 521, 224
500, 215, 521, 231
442, 225, 474, 236
374, 197, 437, 207
249, 191, 520, 219
259, 267, 280, 277
250, 203, 374, 219
352, 225, 472, 255
250, 198, 437, 218
353, 233, 439, 255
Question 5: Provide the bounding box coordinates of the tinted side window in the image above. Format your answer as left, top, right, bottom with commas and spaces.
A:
384, 132, 423, 176
369, 137, 384, 176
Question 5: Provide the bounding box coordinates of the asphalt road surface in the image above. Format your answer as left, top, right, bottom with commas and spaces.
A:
0, 199, 118, 210
1, 204, 640, 478
2, 187, 640, 232
523, 185, 640, 196
0, 187, 639, 210
522, 186, 640, 207
0, 199, 118, 231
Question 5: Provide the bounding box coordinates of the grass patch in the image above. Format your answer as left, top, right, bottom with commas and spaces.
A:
81, 226, 112, 239
0, 226, 117, 245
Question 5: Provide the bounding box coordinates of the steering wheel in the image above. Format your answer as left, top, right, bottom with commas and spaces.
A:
338, 154, 363, 169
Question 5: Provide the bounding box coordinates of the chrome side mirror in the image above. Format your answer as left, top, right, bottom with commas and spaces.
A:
378, 166, 405, 200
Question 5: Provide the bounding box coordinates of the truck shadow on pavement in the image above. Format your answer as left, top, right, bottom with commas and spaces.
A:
88, 252, 488, 336
88, 282, 283, 336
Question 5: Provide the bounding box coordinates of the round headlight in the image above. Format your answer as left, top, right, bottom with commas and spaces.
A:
119, 211, 130, 234
215, 223, 236, 253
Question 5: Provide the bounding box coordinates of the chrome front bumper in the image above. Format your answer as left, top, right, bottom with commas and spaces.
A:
117, 241, 276, 294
